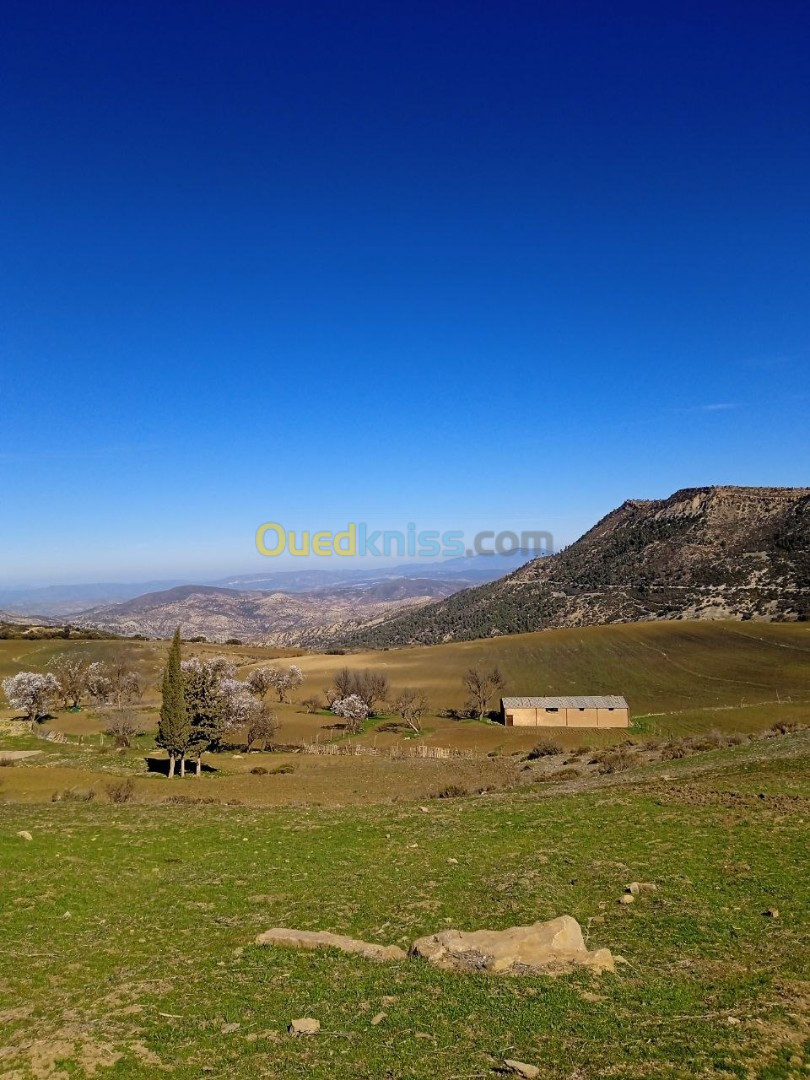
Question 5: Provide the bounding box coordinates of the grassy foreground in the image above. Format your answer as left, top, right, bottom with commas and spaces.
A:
1, 732, 808, 1079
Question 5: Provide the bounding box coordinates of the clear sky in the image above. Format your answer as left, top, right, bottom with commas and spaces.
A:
2, 1, 808, 585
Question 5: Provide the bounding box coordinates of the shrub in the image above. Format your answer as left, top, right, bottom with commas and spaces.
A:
526, 739, 563, 760
685, 731, 728, 752
52, 787, 96, 802
162, 795, 218, 805
594, 748, 642, 774
566, 745, 590, 758
250, 766, 268, 775
106, 778, 136, 803
642, 738, 665, 752
660, 739, 690, 760
0, 757, 16, 767
771, 720, 804, 735
270, 763, 295, 775
551, 767, 581, 781
432, 784, 469, 799
301, 695, 323, 714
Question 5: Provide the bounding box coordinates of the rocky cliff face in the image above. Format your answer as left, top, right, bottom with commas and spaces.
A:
344, 487, 810, 646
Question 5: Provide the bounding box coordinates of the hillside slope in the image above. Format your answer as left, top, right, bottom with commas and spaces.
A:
345, 486, 810, 646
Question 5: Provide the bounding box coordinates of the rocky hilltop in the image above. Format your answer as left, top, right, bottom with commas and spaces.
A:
345, 487, 810, 646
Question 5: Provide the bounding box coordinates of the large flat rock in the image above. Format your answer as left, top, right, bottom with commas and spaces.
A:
409, 915, 614, 975
255, 927, 406, 962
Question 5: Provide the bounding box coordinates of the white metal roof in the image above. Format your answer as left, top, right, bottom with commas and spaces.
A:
501, 695, 628, 710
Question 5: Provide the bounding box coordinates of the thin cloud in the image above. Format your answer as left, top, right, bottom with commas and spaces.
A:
697, 402, 740, 412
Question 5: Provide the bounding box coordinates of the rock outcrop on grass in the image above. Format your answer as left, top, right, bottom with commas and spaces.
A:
410, 915, 614, 975
257, 915, 613, 975
255, 928, 406, 962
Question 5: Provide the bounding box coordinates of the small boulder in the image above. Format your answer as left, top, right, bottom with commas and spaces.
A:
504, 1060, 540, 1079
288, 1018, 320, 1036
618, 894, 635, 905
16, 830, 33, 842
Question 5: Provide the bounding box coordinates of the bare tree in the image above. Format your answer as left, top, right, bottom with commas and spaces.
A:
462, 666, 505, 720
332, 667, 354, 699
393, 688, 429, 733
330, 668, 389, 715
355, 671, 390, 715
102, 707, 144, 748
301, 694, 323, 714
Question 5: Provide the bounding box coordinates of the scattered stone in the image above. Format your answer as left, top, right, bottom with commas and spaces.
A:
288, 1018, 320, 1036
418, 806, 430, 813
370, 1012, 386, 1025
727, 1016, 741, 1026
410, 915, 614, 975
625, 881, 658, 894
618, 894, 635, 905
447, 857, 459, 864
625, 882, 640, 896
220, 1022, 240, 1034
763, 908, 779, 918
381, 995, 398, 1005
16, 831, 33, 841
504, 1059, 540, 1079
256, 927, 407, 962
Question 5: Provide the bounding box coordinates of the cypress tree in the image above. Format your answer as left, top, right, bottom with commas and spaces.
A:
156, 628, 189, 778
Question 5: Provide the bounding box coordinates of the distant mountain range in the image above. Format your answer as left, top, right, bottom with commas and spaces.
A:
342, 486, 810, 647
6, 551, 534, 645
0, 551, 534, 621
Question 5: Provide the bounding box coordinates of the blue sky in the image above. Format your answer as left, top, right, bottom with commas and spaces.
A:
2, 1, 808, 585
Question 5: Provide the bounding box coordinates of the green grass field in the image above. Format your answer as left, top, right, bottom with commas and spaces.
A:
1, 730, 808, 1079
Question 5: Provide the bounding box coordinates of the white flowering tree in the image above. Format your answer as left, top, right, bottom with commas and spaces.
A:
46, 653, 91, 709
217, 677, 255, 729
331, 693, 369, 734
246, 666, 275, 698
86, 661, 113, 705
2, 672, 60, 722
266, 664, 305, 703
205, 655, 237, 681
